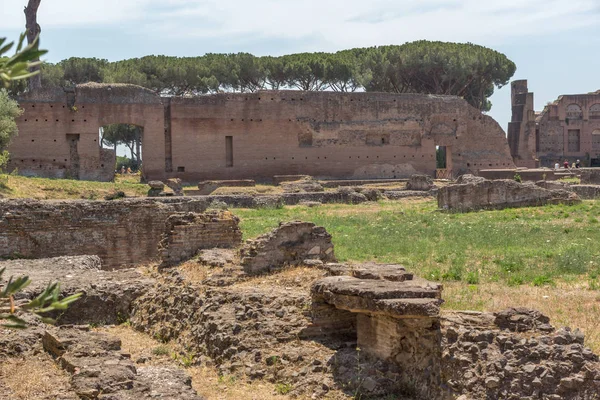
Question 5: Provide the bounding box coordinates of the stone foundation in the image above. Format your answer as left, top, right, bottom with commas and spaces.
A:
438, 175, 580, 211
0, 198, 237, 269
240, 221, 336, 275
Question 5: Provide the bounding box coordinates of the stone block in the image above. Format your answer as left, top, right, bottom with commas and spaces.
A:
240, 221, 335, 275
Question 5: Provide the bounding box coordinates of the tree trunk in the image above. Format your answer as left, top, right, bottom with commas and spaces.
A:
24, 0, 42, 91
135, 129, 141, 167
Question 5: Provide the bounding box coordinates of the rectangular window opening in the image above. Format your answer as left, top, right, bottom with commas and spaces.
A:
226, 136, 233, 167
177, 166, 185, 172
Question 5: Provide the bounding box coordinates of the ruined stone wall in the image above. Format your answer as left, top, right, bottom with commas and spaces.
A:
507, 80, 538, 168
9, 85, 515, 183
8, 84, 166, 181
0, 198, 216, 269
509, 81, 600, 168
537, 92, 600, 166
159, 211, 242, 266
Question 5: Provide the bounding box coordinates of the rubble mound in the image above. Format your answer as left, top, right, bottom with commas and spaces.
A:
240, 221, 336, 275
442, 309, 600, 399
438, 175, 580, 211
43, 327, 202, 399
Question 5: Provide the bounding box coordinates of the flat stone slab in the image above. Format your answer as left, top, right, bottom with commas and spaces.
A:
312, 275, 442, 318
350, 263, 414, 281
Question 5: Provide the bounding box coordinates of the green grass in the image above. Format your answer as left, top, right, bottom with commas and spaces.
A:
233, 199, 600, 286
0, 173, 147, 199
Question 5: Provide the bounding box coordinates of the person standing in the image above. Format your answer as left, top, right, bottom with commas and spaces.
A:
564, 160, 570, 169
576, 160, 581, 168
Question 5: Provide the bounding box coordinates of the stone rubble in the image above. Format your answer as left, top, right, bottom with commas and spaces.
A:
43, 326, 202, 399
240, 221, 336, 275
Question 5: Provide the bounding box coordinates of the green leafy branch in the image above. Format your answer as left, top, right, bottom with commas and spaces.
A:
0, 33, 47, 87
0, 267, 81, 329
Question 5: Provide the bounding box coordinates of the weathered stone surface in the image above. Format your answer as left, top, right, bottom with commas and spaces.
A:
273, 175, 311, 185
158, 211, 242, 267
570, 184, 600, 199
406, 174, 436, 191
311, 263, 444, 399
240, 221, 335, 275
281, 177, 325, 193
579, 169, 600, 185
0, 256, 153, 325
535, 180, 571, 191
441, 310, 600, 399
148, 180, 167, 197
165, 178, 184, 196
0, 198, 216, 269
383, 190, 435, 199
43, 327, 203, 399
148, 180, 165, 190
197, 180, 255, 195
197, 248, 237, 268
438, 175, 580, 211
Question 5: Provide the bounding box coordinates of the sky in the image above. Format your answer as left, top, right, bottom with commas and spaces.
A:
3, 0, 600, 140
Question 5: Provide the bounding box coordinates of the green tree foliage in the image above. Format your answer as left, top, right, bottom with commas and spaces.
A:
0, 33, 47, 88
0, 89, 23, 168
1, 267, 81, 329
102, 124, 142, 167
33, 41, 515, 111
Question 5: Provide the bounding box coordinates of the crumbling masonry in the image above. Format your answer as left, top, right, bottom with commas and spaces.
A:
8, 83, 515, 182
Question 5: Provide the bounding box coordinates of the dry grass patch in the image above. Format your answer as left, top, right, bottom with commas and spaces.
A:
0, 355, 77, 400
234, 266, 326, 291
443, 281, 600, 352
211, 185, 283, 196
98, 325, 177, 363
0, 173, 147, 199
178, 261, 211, 284
189, 366, 292, 400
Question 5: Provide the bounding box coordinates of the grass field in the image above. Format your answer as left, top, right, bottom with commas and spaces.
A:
0, 173, 147, 199
234, 199, 600, 351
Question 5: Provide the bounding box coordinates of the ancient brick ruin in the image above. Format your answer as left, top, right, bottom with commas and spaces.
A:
8, 83, 515, 182
509, 80, 600, 168
2, 197, 600, 399
0, 197, 237, 269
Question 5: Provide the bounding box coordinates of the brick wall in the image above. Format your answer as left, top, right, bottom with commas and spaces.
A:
10, 84, 516, 183
0, 198, 219, 269
159, 211, 242, 267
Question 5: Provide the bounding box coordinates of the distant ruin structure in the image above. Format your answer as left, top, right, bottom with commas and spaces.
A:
509, 80, 600, 168
9, 83, 515, 182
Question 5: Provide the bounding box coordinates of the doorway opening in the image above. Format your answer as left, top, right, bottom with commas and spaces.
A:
436, 146, 447, 169
99, 123, 143, 174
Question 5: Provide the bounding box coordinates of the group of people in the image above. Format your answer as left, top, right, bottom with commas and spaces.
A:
119, 166, 133, 174
555, 160, 581, 169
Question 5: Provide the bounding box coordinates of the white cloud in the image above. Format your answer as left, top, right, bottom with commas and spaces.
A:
2, 0, 598, 49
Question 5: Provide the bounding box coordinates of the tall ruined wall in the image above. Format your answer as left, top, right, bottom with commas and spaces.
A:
507, 80, 537, 168
168, 91, 514, 181
0, 198, 218, 269
8, 84, 166, 181
9, 85, 515, 182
